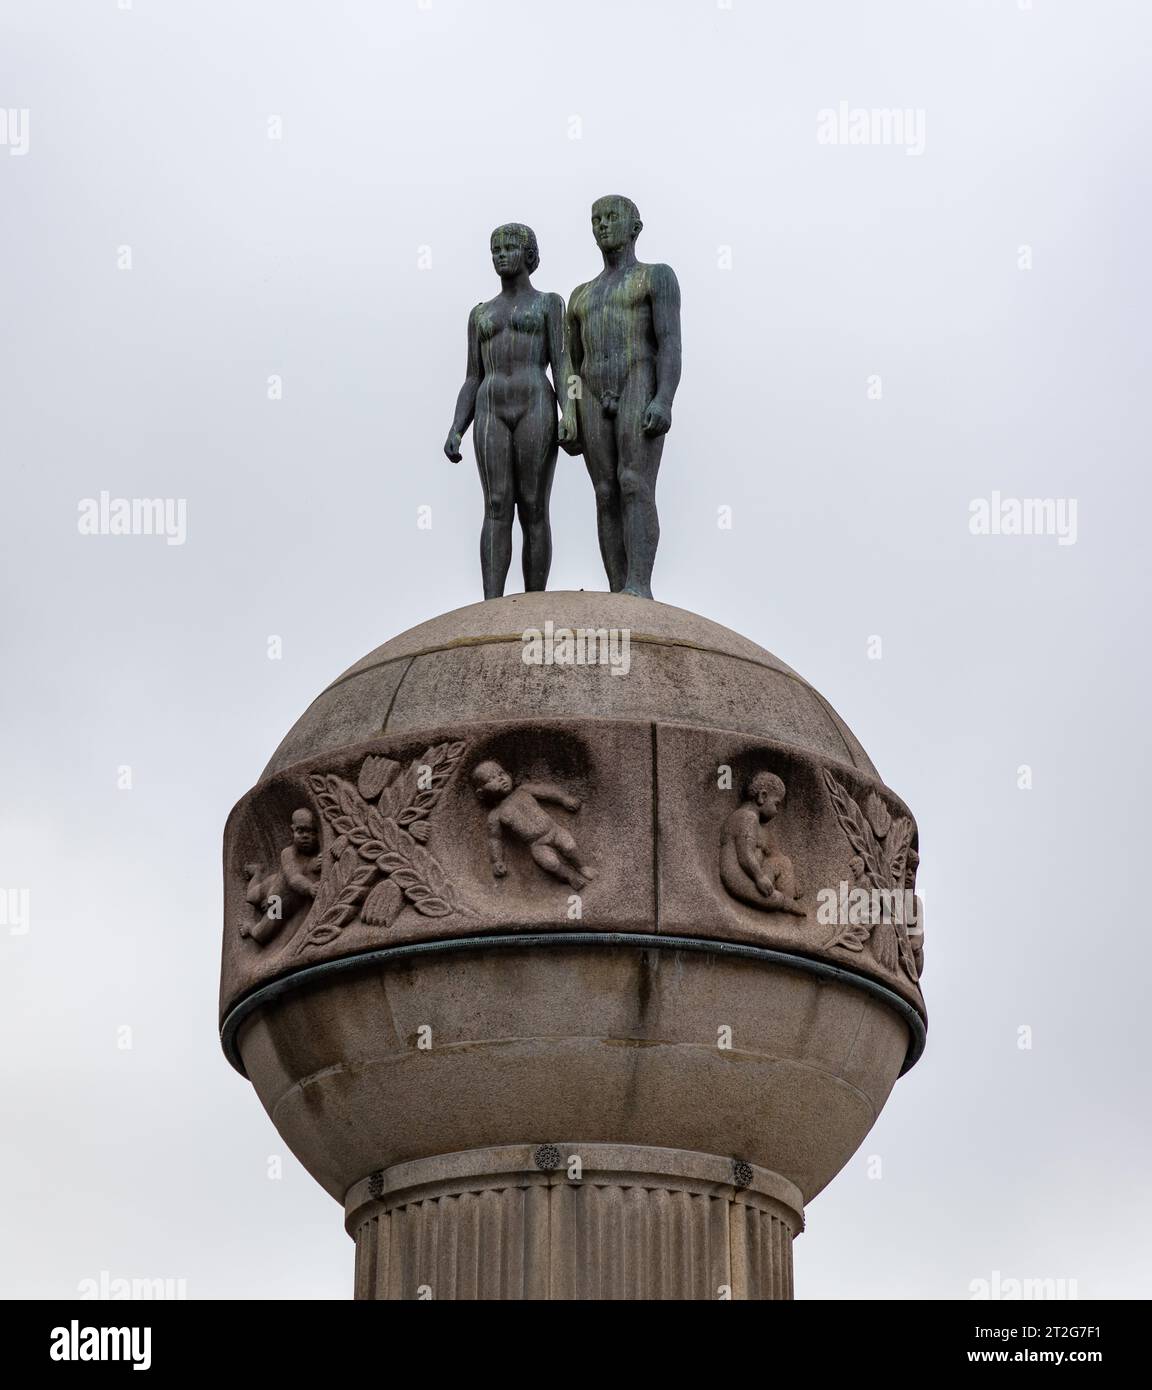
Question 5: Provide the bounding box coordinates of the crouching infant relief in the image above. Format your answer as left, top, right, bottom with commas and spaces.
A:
719, 772, 804, 916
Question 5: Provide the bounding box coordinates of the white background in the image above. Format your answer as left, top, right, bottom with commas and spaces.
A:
1, 0, 1149, 1298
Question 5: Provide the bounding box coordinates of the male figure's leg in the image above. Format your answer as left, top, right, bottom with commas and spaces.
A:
615, 372, 665, 599
579, 397, 627, 591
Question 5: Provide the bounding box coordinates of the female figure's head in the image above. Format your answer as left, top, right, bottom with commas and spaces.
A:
490, 223, 539, 280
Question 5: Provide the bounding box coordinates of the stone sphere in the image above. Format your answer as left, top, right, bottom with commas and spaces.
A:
221, 593, 925, 1212
259, 591, 880, 779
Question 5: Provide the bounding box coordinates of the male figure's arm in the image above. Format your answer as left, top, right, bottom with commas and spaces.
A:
521, 781, 581, 813
444, 304, 483, 461
559, 288, 586, 456
546, 292, 580, 455
642, 264, 682, 437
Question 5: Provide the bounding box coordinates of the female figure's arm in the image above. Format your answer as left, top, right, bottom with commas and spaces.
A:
557, 290, 583, 455
444, 305, 484, 461
544, 292, 573, 437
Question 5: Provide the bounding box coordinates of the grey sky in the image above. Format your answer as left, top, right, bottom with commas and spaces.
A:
1, 0, 1149, 1298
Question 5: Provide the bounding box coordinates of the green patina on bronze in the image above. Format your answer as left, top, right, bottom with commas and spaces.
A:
444, 222, 567, 600
566, 196, 682, 600
445, 197, 682, 601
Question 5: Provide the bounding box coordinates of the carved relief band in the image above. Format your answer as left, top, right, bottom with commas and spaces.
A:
221, 718, 923, 1025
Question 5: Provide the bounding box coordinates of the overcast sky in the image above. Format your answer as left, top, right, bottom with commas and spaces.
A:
1, 0, 1149, 1299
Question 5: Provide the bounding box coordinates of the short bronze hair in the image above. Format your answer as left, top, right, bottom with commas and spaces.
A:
490, 223, 540, 273
592, 194, 642, 240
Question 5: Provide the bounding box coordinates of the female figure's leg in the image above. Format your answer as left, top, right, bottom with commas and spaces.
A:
513, 385, 559, 592
474, 400, 516, 599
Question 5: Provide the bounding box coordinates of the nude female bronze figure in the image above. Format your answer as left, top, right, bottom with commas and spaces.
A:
444, 223, 575, 599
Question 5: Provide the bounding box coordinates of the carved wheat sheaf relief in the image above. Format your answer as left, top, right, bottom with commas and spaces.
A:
822, 769, 922, 983
294, 741, 469, 954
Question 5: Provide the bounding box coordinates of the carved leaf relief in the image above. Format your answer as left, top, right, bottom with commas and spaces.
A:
822, 770, 923, 983
235, 740, 469, 957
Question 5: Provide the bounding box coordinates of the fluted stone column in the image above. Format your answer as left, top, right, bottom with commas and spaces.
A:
346, 1145, 803, 1301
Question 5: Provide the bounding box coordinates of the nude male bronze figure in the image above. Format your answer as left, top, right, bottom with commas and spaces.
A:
445, 223, 575, 599
565, 196, 682, 599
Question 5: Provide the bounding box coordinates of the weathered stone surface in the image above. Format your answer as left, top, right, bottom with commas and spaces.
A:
345, 1144, 802, 1301
234, 944, 908, 1206
231, 593, 916, 1012
224, 719, 656, 1011
222, 592, 925, 1300
335, 592, 800, 676
225, 715, 923, 1018
261, 592, 875, 778
655, 723, 923, 1009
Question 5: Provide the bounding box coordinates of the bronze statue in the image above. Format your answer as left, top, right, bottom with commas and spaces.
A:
445, 224, 574, 599
565, 196, 681, 599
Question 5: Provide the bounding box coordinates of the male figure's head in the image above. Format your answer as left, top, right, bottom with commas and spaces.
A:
490, 223, 539, 279
290, 808, 318, 853
747, 772, 786, 821
472, 759, 514, 801
591, 195, 642, 253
